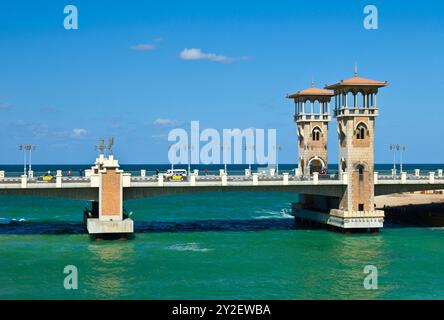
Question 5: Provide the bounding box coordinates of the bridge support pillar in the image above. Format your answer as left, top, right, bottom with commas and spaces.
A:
85, 154, 134, 237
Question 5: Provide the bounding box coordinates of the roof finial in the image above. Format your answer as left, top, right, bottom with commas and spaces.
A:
311, 76, 315, 87
354, 63, 358, 77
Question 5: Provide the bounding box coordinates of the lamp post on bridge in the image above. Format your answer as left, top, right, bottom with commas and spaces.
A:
221, 144, 230, 174
390, 144, 406, 176
390, 144, 397, 176
399, 145, 406, 174
245, 143, 254, 173
182, 143, 194, 176
18, 144, 27, 177
272, 144, 281, 175
26, 144, 36, 178
18, 144, 36, 178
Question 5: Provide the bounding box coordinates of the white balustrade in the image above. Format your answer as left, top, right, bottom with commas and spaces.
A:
252, 173, 258, 185
56, 170, 62, 188
429, 172, 435, 184
221, 173, 227, 186
158, 174, 164, 186
21, 174, 27, 188
189, 174, 196, 186
313, 172, 319, 185
283, 173, 289, 185
401, 172, 407, 184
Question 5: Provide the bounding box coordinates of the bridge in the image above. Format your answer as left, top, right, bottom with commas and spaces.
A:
1, 69, 443, 236
1, 155, 443, 235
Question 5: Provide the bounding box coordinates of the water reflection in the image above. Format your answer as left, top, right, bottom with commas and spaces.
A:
315, 234, 389, 299
86, 241, 136, 299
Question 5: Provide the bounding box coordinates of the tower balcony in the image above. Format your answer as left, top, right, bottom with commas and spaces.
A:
294, 114, 331, 122
334, 107, 378, 117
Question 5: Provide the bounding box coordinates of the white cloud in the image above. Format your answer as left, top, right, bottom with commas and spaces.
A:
153, 118, 180, 127
130, 43, 156, 51
71, 128, 88, 139
0, 103, 12, 110
179, 48, 248, 64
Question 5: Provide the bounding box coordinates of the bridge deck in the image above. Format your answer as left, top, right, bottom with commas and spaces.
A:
0, 174, 443, 200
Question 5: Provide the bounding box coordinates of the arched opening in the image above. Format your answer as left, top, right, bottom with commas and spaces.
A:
357, 164, 364, 176
346, 92, 354, 108
356, 122, 368, 140
313, 100, 322, 114
340, 158, 347, 173
358, 92, 365, 109
305, 101, 311, 114
356, 163, 366, 211
338, 122, 346, 147
312, 126, 321, 141
308, 157, 325, 174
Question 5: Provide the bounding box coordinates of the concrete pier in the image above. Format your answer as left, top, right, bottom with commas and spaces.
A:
84, 154, 134, 237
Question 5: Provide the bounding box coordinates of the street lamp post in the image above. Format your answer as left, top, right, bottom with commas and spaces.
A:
399, 145, 406, 174
390, 144, 406, 176
185, 143, 194, 176
221, 144, 230, 174
273, 144, 282, 175
390, 144, 397, 176
19, 144, 26, 176
26, 145, 36, 178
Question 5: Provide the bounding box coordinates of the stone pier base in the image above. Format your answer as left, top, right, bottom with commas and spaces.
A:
292, 201, 384, 231
86, 218, 134, 235
327, 209, 384, 229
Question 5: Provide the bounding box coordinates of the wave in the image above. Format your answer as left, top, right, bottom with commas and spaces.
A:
253, 208, 293, 220
166, 242, 213, 252
0, 217, 27, 224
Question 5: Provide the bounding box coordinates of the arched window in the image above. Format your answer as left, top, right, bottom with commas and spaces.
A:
356, 123, 367, 140
312, 127, 321, 141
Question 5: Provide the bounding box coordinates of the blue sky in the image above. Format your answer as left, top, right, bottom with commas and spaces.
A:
0, 0, 443, 164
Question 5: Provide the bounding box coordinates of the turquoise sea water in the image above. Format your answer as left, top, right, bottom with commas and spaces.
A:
1, 164, 444, 299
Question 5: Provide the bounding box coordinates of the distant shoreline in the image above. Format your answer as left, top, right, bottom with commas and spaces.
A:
377, 193, 444, 227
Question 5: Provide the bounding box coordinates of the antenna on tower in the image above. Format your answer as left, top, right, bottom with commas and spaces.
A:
95, 138, 106, 155
108, 137, 114, 155
354, 63, 358, 77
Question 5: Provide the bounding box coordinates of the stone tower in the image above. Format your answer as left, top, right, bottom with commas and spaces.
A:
287, 84, 334, 176
325, 70, 388, 221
